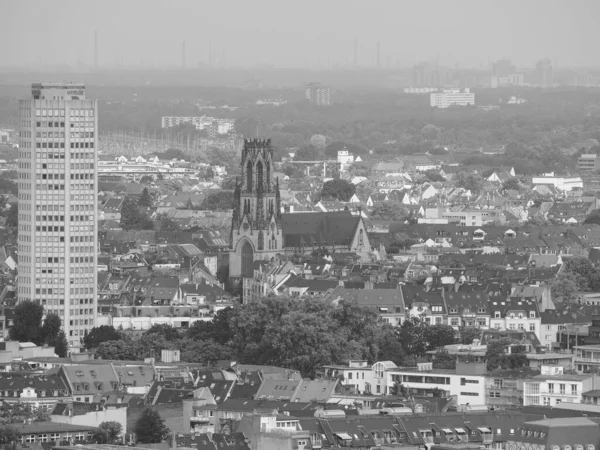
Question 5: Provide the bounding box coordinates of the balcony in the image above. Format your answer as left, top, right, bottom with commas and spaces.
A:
190, 416, 212, 423
574, 357, 600, 364
540, 391, 578, 397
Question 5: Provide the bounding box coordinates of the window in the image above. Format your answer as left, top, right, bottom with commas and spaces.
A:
560, 384, 566, 394
548, 383, 554, 393
530, 324, 536, 331
530, 311, 536, 318
572, 384, 578, 395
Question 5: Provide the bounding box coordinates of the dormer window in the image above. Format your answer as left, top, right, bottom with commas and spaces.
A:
529, 311, 535, 318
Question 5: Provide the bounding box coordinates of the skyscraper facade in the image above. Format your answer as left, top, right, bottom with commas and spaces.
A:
305, 83, 332, 106
18, 83, 98, 351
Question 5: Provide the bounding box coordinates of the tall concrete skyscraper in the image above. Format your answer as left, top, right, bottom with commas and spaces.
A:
18, 83, 98, 351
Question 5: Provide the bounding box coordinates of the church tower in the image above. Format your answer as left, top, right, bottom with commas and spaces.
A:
229, 138, 283, 280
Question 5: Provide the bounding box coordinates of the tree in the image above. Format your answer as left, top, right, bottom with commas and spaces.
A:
158, 216, 181, 231
5, 204, 17, 228
95, 339, 144, 360
456, 172, 483, 193
423, 169, 445, 182
83, 325, 121, 350
321, 179, 356, 202
424, 324, 456, 350
39, 314, 69, 356
135, 408, 169, 444
432, 351, 456, 370
563, 257, 600, 291
370, 202, 410, 221
9, 300, 44, 344
551, 272, 580, 302
41, 314, 62, 344
0, 425, 16, 444
397, 317, 428, 357
459, 327, 481, 345
502, 178, 520, 190
53, 331, 69, 358
138, 188, 153, 207
485, 339, 528, 371
93, 421, 123, 444
201, 191, 234, 211
140, 175, 154, 184
120, 197, 154, 230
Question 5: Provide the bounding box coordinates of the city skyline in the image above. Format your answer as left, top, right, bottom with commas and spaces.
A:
3, 0, 600, 70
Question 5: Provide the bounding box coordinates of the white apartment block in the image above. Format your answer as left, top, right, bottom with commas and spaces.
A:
161, 116, 235, 134
523, 367, 600, 407
18, 83, 98, 350
386, 363, 487, 406
430, 89, 475, 108
305, 83, 331, 106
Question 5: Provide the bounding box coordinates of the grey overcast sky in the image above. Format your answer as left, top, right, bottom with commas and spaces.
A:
2, 0, 599, 69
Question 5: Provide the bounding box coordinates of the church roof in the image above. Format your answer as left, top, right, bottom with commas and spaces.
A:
281, 211, 360, 248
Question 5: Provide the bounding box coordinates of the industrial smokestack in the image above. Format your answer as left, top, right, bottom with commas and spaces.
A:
182, 40, 186, 69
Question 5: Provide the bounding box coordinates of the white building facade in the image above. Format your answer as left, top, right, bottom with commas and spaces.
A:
430, 89, 475, 108
18, 83, 98, 350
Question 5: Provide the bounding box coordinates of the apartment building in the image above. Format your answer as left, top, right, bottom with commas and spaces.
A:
430, 89, 475, 108
522, 366, 600, 406
18, 83, 98, 349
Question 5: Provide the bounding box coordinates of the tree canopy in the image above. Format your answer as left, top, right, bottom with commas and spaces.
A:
83, 326, 122, 350
135, 408, 169, 444
369, 202, 410, 221
200, 191, 234, 211
320, 179, 356, 202
120, 196, 154, 230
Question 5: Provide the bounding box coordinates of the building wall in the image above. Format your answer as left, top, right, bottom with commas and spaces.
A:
51, 407, 128, 435
18, 83, 98, 350
387, 370, 486, 405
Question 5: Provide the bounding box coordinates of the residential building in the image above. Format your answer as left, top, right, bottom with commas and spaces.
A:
522, 366, 600, 406
322, 360, 376, 395
579, 153, 600, 171
430, 89, 475, 108
11, 422, 97, 445
531, 173, 583, 191
508, 417, 600, 450
386, 362, 488, 405
161, 116, 235, 134
305, 82, 331, 106
489, 298, 541, 339
18, 83, 98, 350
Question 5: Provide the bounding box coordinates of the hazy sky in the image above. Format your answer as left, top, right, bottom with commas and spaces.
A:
3, 0, 599, 69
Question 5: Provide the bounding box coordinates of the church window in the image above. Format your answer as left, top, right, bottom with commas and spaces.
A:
246, 160, 253, 193
258, 231, 264, 250
358, 229, 364, 247
256, 161, 264, 192
266, 162, 271, 192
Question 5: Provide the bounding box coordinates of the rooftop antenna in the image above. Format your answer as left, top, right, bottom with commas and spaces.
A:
94, 30, 98, 67
182, 40, 186, 69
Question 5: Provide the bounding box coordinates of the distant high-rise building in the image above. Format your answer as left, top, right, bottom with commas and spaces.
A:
18, 83, 98, 351
492, 59, 516, 77
412, 63, 451, 88
430, 88, 475, 108
305, 83, 331, 106
535, 58, 554, 87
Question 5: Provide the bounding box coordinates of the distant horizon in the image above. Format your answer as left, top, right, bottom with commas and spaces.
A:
4, 0, 600, 69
